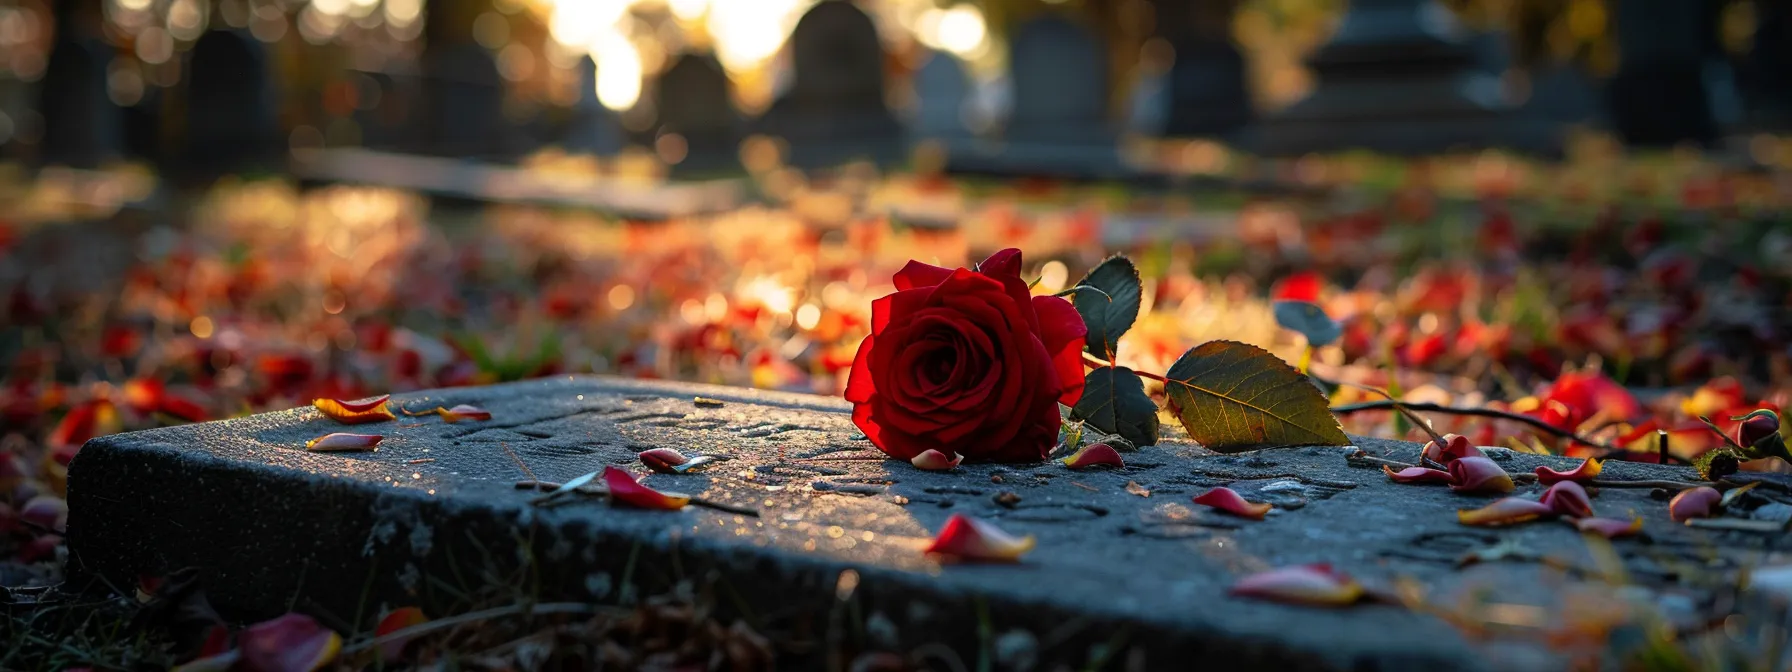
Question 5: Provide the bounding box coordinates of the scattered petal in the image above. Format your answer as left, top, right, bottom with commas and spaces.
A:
1229, 564, 1364, 606
1574, 517, 1644, 539
923, 513, 1035, 563
1059, 443, 1124, 469
1448, 456, 1514, 494
531, 470, 598, 503
1422, 433, 1483, 464
638, 448, 718, 474
1193, 487, 1273, 520
312, 397, 395, 424
375, 607, 429, 661
305, 433, 382, 452
1382, 465, 1453, 484
1535, 458, 1603, 485
20, 495, 67, 530
439, 404, 492, 422
1669, 486, 1723, 523
238, 613, 341, 672
602, 466, 690, 510
1539, 481, 1595, 518
911, 449, 963, 471
1458, 498, 1555, 526
1124, 481, 1151, 497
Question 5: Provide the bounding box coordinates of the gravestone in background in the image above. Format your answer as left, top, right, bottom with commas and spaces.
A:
755, 0, 903, 168
909, 49, 972, 142
653, 52, 739, 174
38, 0, 120, 168
1605, 0, 1719, 146
350, 69, 414, 152
184, 30, 281, 178
947, 15, 1126, 179
562, 56, 624, 156
413, 42, 514, 160
1247, 0, 1561, 156
1738, 1, 1792, 133
1153, 0, 1253, 138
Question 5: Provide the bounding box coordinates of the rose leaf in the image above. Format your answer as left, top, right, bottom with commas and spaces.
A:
1071, 255, 1142, 359
1272, 300, 1341, 347
1164, 340, 1349, 452
1069, 366, 1159, 448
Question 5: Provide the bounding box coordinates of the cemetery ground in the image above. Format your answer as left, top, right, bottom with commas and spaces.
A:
2, 151, 1792, 669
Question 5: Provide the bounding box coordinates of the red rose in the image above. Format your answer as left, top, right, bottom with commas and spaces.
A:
845, 249, 1087, 462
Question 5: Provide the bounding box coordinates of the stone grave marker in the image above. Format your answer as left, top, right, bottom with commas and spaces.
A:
413, 42, 514, 160
947, 15, 1125, 180
1606, 0, 1718, 146
754, 0, 903, 168
183, 30, 280, 178
38, 36, 121, 168
67, 376, 1792, 669
653, 52, 739, 174
563, 55, 624, 157
1151, 0, 1253, 138
910, 49, 972, 141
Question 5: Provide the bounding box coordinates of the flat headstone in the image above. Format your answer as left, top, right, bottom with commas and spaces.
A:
653, 53, 740, 174
67, 376, 1784, 668
755, 0, 903, 168
38, 37, 121, 168
183, 30, 281, 177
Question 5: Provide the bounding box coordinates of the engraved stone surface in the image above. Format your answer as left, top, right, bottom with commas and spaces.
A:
67, 377, 1790, 669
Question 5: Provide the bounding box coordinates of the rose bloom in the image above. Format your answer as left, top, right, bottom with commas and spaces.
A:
845, 249, 1086, 462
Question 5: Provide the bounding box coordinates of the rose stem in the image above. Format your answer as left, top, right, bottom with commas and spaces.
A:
1081, 352, 1169, 383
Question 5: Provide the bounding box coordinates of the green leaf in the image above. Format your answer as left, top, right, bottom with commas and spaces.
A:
1272, 300, 1340, 347
1164, 340, 1349, 452
1070, 367, 1160, 449
1072, 255, 1142, 358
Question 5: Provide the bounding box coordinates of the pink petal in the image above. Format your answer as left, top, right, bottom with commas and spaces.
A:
312, 397, 396, 424
1448, 456, 1514, 494
440, 404, 492, 422
1382, 465, 1453, 484
923, 513, 1035, 563
305, 433, 383, 452
1535, 458, 1603, 484
639, 448, 691, 473
1193, 487, 1273, 520
1574, 517, 1644, 539
1539, 481, 1595, 518
375, 607, 429, 661
1229, 564, 1364, 606
1669, 486, 1722, 522
601, 466, 690, 510
238, 613, 341, 672
1457, 497, 1554, 526
1060, 443, 1125, 470
911, 449, 963, 471
20, 495, 67, 530
1422, 433, 1484, 464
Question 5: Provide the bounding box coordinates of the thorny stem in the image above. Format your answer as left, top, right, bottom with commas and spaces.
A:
1346, 452, 1703, 489
1081, 352, 1169, 383
1330, 400, 1633, 455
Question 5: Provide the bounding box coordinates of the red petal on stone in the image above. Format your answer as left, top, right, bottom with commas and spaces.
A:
1457, 498, 1554, 526
923, 513, 1035, 563
601, 466, 690, 510
20, 495, 67, 530
1539, 481, 1595, 518
1669, 486, 1722, 523
1193, 487, 1273, 520
375, 607, 429, 661
1421, 433, 1484, 464
910, 449, 963, 471
1229, 564, 1364, 606
1382, 465, 1453, 484
238, 613, 341, 672
1448, 456, 1514, 494
312, 397, 396, 424
1535, 458, 1603, 484
1060, 443, 1125, 470
305, 433, 383, 452
333, 395, 391, 413
1574, 517, 1644, 539
639, 448, 691, 473
440, 404, 491, 422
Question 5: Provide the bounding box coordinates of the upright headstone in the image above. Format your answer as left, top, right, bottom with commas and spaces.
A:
1605, 0, 1719, 146
755, 0, 903, 168
350, 69, 413, 152
909, 49, 972, 141
653, 52, 739, 173
38, 0, 120, 168
1738, 1, 1792, 132
183, 30, 280, 177
411, 0, 518, 160
1153, 0, 1253, 138
946, 15, 1123, 179
563, 56, 624, 156
1248, 0, 1560, 156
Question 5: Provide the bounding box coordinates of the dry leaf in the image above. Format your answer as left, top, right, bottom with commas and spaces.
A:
1164, 341, 1348, 451
1124, 481, 1151, 498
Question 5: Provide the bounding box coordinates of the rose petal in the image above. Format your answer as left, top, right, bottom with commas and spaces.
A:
1382, 465, 1453, 484
439, 404, 492, 422
305, 433, 382, 452
1669, 486, 1722, 522
375, 607, 429, 661
1457, 497, 1555, 526
1060, 443, 1125, 470
1574, 517, 1644, 539
1535, 458, 1603, 484
1229, 564, 1364, 606
239, 613, 341, 672
601, 466, 690, 510
312, 397, 396, 424
1539, 481, 1595, 518
923, 513, 1035, 563
1448, 456, 1514, 494
20, 495, 67, 530
1193, 487, 1273, 520
333, 395, 391, 413
640, 448, 691, 473
1422, 433, 1484, 464
911, 449, 963, 471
